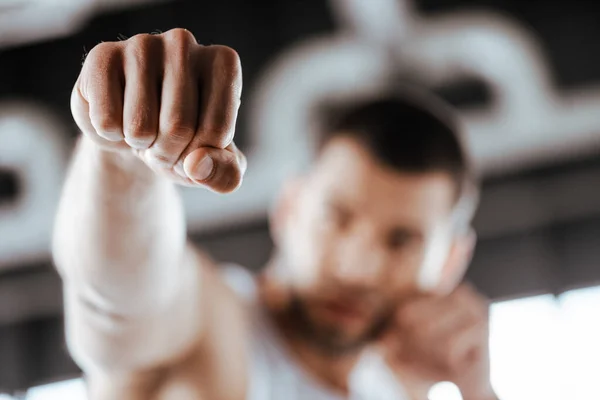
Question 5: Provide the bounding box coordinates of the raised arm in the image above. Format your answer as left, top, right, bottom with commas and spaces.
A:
52, 28, 246, 374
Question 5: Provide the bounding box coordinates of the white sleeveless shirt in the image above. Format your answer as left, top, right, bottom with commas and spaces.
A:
221, 265, 409, 400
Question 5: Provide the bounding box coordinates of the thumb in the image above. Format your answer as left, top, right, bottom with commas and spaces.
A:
183, 142, 246, 193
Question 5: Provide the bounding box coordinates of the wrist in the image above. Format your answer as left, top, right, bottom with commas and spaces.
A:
463, 396, 498, 400
461, 388, 498, 400
81, 134, 154, 175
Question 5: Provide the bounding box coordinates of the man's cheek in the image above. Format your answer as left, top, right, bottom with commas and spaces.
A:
389, 264, 423, 299
290, 234, 329, 288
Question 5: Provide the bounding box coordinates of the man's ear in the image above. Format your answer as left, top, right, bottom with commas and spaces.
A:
436, 228, 477, 295
269, 176, 304, 246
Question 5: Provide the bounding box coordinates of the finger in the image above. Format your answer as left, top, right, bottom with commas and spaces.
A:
196, 45, 242, 149
418, 299, 476, 341
389, 332, 451, 380
183, 143, 244, 193
229, 140, 247, 176
396, 295, 447, 329
455, 283, 490, 320
75, 43, 126, 144
148, 29, 198, 169
396, 285, 485, 330
438, 320, 487, 370
122, 34, 162, 150
174, 45, 242, 175
71, 83, 125, 151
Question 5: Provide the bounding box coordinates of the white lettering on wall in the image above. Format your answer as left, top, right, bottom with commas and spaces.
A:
2, 0, 600, 267
182, 0, 600, 232
0, 102, 68, 270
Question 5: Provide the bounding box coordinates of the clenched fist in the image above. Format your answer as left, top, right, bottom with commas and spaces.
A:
384, 284, 498, 400
71, 28, 246, 193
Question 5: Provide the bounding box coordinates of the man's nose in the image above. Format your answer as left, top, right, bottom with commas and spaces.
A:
332, 230, 388, 288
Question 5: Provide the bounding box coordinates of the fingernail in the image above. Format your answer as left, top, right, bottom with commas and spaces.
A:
124, 137, 153, 150
103, 131, 123, 142
194, 155, 214, 181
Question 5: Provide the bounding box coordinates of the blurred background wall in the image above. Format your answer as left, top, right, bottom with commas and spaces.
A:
1, 0, 600, 394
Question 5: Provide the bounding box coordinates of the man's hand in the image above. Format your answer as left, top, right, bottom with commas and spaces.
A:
384, 284, 497, 400
71, 28, 246, 193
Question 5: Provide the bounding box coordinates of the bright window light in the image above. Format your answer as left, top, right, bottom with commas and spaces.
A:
489, 293, 565, 400
558, 285, 600, 400
429, 381, 463, 400
26, 378, 86, 400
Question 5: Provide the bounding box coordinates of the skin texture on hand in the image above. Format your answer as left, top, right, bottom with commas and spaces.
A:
55, 29, 250, 398
60, 27, 488, 400
382, 283, 498, 400
71, 28, 247, 193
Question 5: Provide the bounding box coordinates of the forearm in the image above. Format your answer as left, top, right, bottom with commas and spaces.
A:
460, 381, 499, 400
462, 391, 500, 400
53, 135, 187, 314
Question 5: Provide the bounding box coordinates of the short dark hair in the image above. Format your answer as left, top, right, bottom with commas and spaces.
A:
316, 91, 479, 228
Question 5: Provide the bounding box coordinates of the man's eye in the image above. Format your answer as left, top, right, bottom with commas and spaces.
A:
387, 231, 413, 250
324, 203, 352, 230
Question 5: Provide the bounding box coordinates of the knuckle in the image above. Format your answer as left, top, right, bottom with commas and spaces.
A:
213, 45, 241, 68
211, 45, 242, 84
128, 33, 156, 48
164, 28, 197, 45
81, 45, 122, 94
163, 123, 196, 143
163, 30, 196, 71
126, 34, 159, 63
85, 42, 119, 66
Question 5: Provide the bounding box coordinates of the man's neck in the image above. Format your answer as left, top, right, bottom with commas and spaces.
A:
257, 274, 361, 395
274, 305, 361, 395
